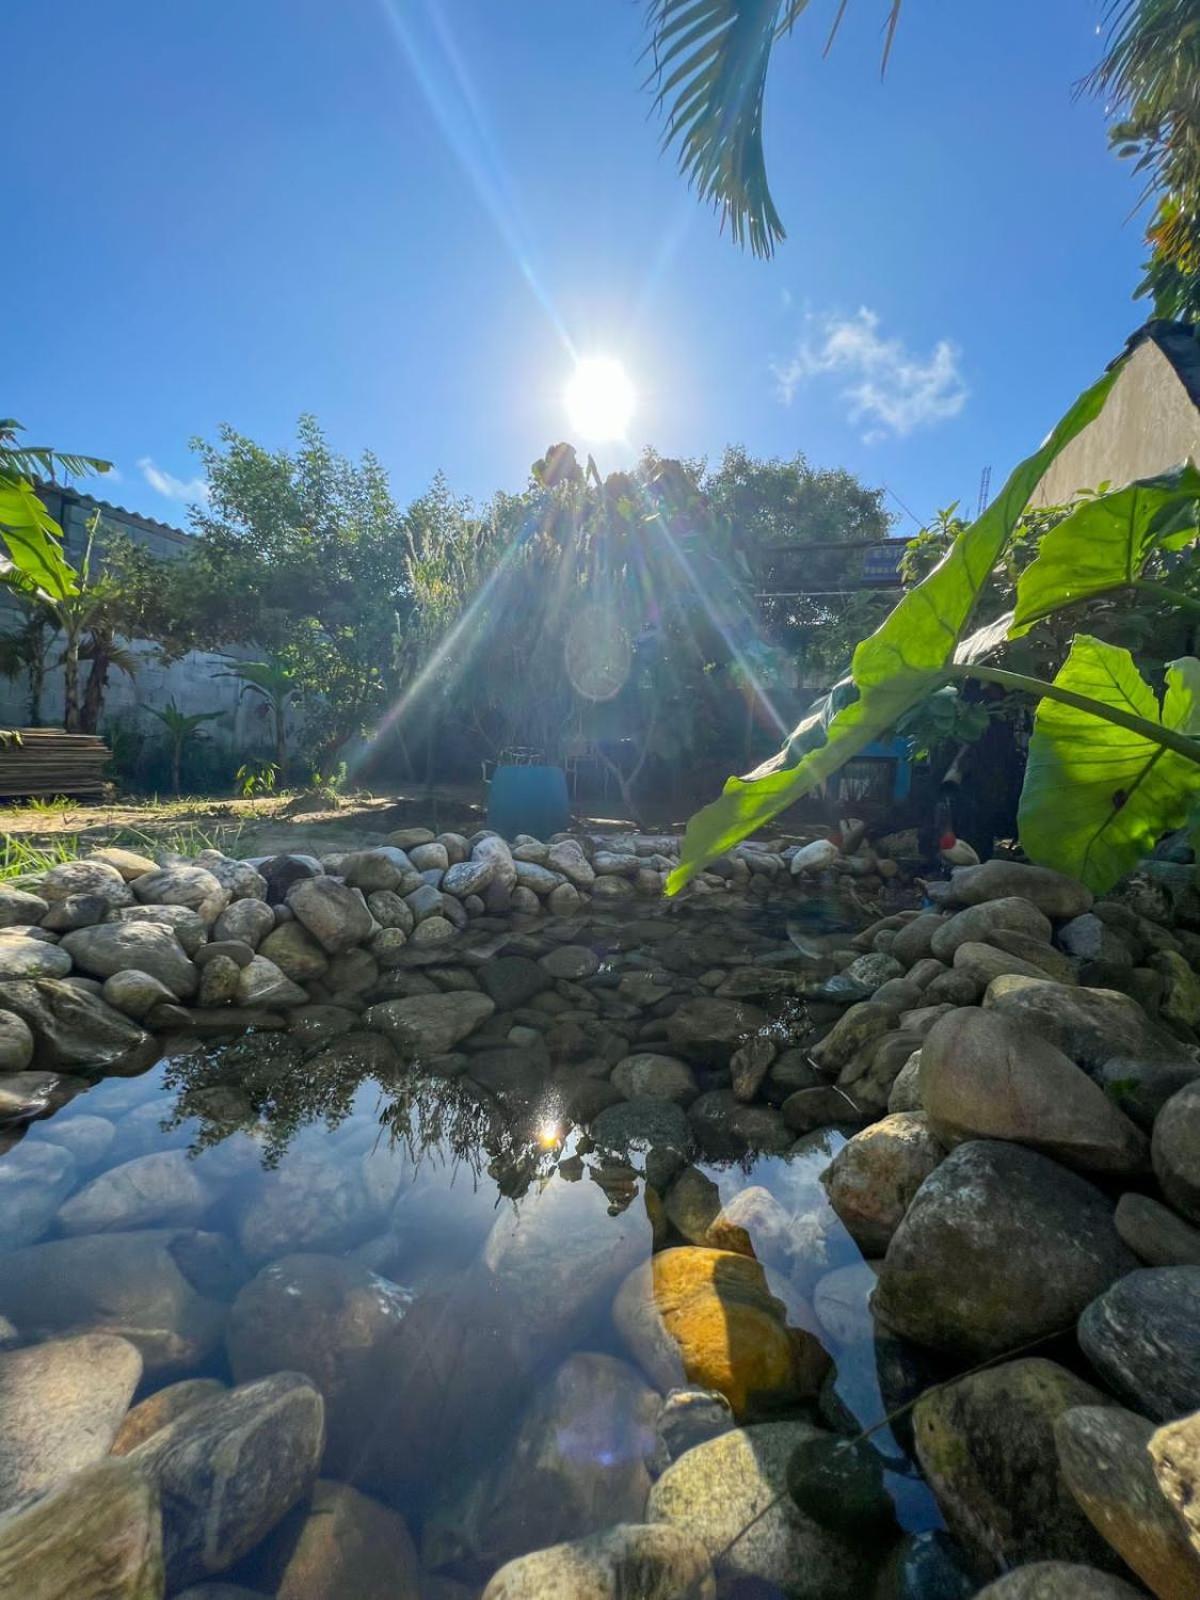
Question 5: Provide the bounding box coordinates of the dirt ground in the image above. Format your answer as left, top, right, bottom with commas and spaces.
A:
0, 781, 645, 863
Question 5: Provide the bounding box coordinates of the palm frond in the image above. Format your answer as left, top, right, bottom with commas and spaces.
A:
0, 422, 111, 486
644, 0, 903, 257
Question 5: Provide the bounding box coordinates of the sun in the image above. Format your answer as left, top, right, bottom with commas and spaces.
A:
564, 356, 636, 443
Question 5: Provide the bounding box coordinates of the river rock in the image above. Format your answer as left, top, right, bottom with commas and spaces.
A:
130, 1372, 324, 1589
89, 846, 157, 881
110, 901, 208, 955
944, 860, 1092, 918
132, 864, 228, 924
974, 1566, 1147, 1599
41, 891, 112, 932
590, 1097, 693, 1167
809, 1001, 894, 1075
478, 956, 551, 1010
820, 1112, 944, 1254
984, 974, 1187, 1071
61, 920, 198, 997
0, 1456, 163, 1600
58, 1149, 214, 1235
0, 977, 149, 1068
234, 1147, 404, 1263
0, 935, 72, 981
929, 897, 1053, 962
481, 1523, 715, 1600
1153, 1080, 1200, 1223
193, 851, 268, 902
688, 1089, 792, 1157
286, 876, 373, 953
540, 944, 600, 980
259, 920, 330, 981
611, 1052, 697, 1105
255, 1478, 420, 1600
226, 1253, 414, 1479
0, 1139, 77, 1250
197, 954, 240, 1007
548, 881, 581, 914
0, 1067, 70, 1125
0, 1008, 33, 1076
364, 991, 494, 1054
1116, 1192, 1200, 1266
1150, 1408, 1200, 1557
913, 1359, 1119, 1574
646, 1420, 875, 1597
0, 887, 49, 928
545, 838, 594, 887
1055, 1402, 1200, 1599
1078, 1266, 1200, 1420
613, 1246, 827, 1417
0, 1228, 237, 1376
111, 1377, 228, 1454
919, 1007, 1148, 1174
343, 847, 420, 895
32, 1111, 115, 1168
873, 1140, 1134, 1358
102, 968, 180, 1019
424, 1351, 659, 1572
790, 838, 840, 875
0, 1333, 143, 1511
212, 897, 276, 947
41, 858, 133, 908
236, 954, 307, 1008
666, 996, 769, 1066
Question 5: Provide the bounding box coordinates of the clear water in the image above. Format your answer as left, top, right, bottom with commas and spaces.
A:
0, 899, 945, 1596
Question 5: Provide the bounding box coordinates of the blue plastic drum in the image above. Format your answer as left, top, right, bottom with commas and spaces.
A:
487, 763, 570, 841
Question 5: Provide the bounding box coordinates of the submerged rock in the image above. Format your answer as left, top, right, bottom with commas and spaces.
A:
481, 1523, 715, 1600
973, 1565, 1146, 1598
646, 1421, 876, 1598
111, 1377, 228, 1455
0, 977, 149, 1068
0, 1139, 77, 1250
0, 1457, 163, 1600
363, 991, 495, 1055
57, 1148, 215, 1234
255, 1478, 421, 1600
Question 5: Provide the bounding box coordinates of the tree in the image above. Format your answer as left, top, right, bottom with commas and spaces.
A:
213, 659, 298, 775
147, 699, 223, 795
0, 419, 109, 614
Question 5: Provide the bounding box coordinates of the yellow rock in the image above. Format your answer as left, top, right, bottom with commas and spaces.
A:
613, 1246, 828, 1417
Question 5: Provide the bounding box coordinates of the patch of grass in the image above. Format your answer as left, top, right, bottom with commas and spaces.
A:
111, 820, 248, 859
0, 835, 81, 885
0, 819, 249, 885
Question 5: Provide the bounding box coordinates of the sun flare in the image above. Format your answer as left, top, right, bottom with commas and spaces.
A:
564, 356, 636, 443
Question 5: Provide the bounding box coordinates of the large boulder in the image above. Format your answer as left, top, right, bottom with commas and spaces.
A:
943, 860, 1092, 919
913, 1359, 1119, 1575
1153, 1080, 1200, 1223
613, 1247, 827, 1418
41, 858, 133, 908
0, 933, 73, 983
363, 992, 495, 1055
286, 876, 373, 953
0, 1333, 143, 1512
646, 1421, 877, 1598
109, 902, 208, 956
1078, 1266, 1200, 1421
984, 974, 1188, 1072
213, 896, 276, 948
0, 1457, 163, 1600
423, 1352, 658, 1573
130, 1372, 324, 1590
61, 920, 198, 998
0, 977, 149, 1067
57, 1149, 214, 1235
665, 997, 769, 1066
0, 1228, 238, 1377
820, 1112, 945, 1254
233, 1146, 405, 1263
919, 1007, 1148, 1174
226, 1253, 414, 1479
1055, 1403, 1200, 1599
482, 1524, 714, 1600
873, 1140, 1134, 1358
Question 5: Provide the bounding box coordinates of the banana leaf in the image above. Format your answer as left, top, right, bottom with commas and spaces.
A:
1019, 635, 1200, 893
666, 364, 1121, 892
1010, 464, 1200, 638
0, 481, 79, 599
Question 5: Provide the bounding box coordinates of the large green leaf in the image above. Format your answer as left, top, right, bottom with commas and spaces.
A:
1019, 634, 1200, 892
666, 364, 1121, 893
1010, 464, 1200, 637
0, 481, 79, 599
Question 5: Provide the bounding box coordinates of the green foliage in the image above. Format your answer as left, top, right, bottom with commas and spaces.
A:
147, 698, 224, 796
0, 419, 111, 601
1020, 636, 1200, 889
667, 364, 1122, 890
235, 758, 279, 798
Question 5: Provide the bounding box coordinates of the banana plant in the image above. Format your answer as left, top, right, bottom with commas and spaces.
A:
668, 357, 1200, 897
147, 699, 223, 796
0, 420, 110, 599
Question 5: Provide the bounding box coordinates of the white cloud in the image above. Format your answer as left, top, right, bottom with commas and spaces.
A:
773, 307, 967, 441
137, 456, 210, 504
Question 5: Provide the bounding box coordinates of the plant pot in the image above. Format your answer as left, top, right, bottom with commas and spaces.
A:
486, 763, 570, 840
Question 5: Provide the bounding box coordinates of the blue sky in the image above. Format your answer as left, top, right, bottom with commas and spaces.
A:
7, 1, 1146, 535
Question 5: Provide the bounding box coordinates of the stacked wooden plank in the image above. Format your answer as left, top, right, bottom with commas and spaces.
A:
0, 729, 111, 798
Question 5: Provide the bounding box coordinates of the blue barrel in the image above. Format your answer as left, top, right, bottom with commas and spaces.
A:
487, 763, 570, 841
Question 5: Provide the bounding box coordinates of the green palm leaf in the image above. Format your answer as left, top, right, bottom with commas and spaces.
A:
644, 0, 902, 256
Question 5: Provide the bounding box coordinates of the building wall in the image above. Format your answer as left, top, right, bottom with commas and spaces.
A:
1030, 339, 1200, 506
0, 490, 277, 763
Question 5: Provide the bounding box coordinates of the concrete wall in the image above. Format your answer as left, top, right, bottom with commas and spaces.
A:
0, 490, 282, 766
1030, 338, 1200, 506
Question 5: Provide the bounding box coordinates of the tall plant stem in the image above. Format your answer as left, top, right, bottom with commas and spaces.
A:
949, 662, 1200, 766
1131, 578, 1200, 621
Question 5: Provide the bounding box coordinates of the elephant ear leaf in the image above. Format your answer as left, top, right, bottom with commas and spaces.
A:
1019, 634, 1200, 893
666, 364, 1121, 893
1010, 464, 1200, 638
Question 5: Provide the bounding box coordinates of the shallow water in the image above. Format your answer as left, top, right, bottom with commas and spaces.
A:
0, 898, 947, 1597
